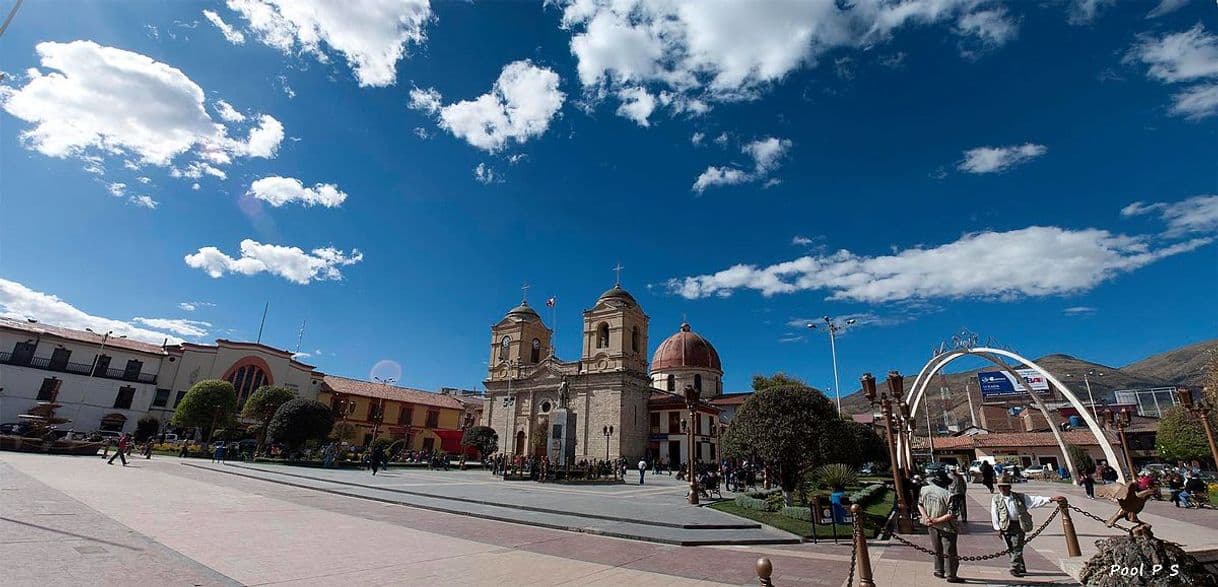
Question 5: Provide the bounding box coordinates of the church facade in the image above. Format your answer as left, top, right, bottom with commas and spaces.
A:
482, 282, 725, 464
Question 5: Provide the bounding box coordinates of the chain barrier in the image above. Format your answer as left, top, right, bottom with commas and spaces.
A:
1067, 504, 1130, 532
886, 507, 1061, 562
845, 536, 857, 586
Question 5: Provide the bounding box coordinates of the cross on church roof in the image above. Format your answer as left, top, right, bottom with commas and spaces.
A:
613, 262, 624, 285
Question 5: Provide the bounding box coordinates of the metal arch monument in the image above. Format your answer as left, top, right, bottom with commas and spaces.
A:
895, 331, 1126, 484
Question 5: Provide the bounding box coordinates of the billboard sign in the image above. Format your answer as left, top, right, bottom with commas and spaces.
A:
977, 369, 1050, 397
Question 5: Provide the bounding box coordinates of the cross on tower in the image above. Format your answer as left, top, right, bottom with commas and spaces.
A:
613, 262, 624, 285
521, 282, 530, 303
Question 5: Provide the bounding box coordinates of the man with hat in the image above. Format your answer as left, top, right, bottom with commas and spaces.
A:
990, 474, 1065, 577
918, 471, 962, 583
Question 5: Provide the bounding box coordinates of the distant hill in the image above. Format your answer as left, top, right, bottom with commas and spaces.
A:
840, 339, 1217, 433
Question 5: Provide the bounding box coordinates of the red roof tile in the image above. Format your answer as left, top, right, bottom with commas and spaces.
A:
912, 430, 1122, 450
321, 375, 463, 410
0, 317, 167, 355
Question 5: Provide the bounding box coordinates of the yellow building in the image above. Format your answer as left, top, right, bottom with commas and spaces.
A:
318, 375, 467, 453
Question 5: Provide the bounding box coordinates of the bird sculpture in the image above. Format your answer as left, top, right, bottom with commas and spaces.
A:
1094, 481, 1157, 531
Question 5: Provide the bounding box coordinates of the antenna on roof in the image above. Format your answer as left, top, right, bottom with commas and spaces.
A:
256, 301, 269, 344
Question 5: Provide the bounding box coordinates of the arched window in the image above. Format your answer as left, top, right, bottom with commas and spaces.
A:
631, 326, 640, 352
666, 373, 675, 391
596, 323, 609, 348
228, 363, 269, 407
531, 338, 541, 363
499, 335, 511, 361
694, 374, 703, 393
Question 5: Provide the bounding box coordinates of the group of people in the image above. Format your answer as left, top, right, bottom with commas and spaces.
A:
917, 469, 1065, 581
1149, 467, 1211, 508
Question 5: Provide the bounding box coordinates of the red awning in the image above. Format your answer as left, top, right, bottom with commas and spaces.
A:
432, 429, 477, 456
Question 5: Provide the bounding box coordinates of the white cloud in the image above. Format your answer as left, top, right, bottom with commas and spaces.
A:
137, 176, 152, 184
691, 132, 705, 146
214, 99, 246, 122
1147, 0, 1189, 19
555, 0, 1021, 118
792, 235, 814, 246
0, 40, 283, 178
1127, 25, 1218, 84
129, 194, 158, 209
1170, 84, 1218, 120
191, 182, 201, 190
1122, 195, 1218, 236
692, 166, 749, 193
131, 317, 212, 338
184, 239, 364, 284
958, 143, 1046, 174
247, 176, 347, 207
692, 136, 791, 192
713, 132, 730, 146
956, 8, 1017, 47
615, 87, 657, 126
203, 9, 246, 44
107, 182, 126, 197
226, 0, 432, 87
1063, 306, 1096, 316
412, 60, 565, 153
1065, 0, 1114, 25
413, 126, 430, 139
177, 301, 215, 312
473, 162, 498, 184
665, 226, 1212, 302
0, 278, 185, 344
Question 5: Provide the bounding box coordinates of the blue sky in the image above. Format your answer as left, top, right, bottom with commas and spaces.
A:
1, 0, 1215, 399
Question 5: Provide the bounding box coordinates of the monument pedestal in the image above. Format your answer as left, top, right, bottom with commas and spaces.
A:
549, 408, 576, 468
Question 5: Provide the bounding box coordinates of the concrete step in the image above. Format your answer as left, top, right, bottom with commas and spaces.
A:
185, 462, 800, 546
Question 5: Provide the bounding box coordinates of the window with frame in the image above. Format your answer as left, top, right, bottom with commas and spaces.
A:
227, 363, 269, 407
694, 374, 702, 393
113, 386, 136, 409
499, 335, 511, 361
123, 359, 143, 380
152, 388, 171, 407
398, 405, 414, 425
11, 341, 36, 365
649, 411, 660, 432
37, 377, 60, 401
667, 412, 680, 433
49, 347, 71, 370
367, 400, 383, 421
425, 410, 439, 428
596, 323, 609, 348
531, 338, 541, 363
666, 373, 675, 391
174, 390, 187, 407
631, 326, 639, 352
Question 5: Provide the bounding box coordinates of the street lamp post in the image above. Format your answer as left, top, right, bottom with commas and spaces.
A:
602, 425, 614, 462
372, 376, 395, 445
862, 371, 914, 533
807, 316, 856, 416
1102, 408, 1136, 478
1066, 370, 1103, 420
1176, 387, 1218, 471
79, 328, 127, 426
683, 384, 702, 505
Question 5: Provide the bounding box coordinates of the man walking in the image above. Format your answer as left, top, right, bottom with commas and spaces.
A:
918, 471, 962, 583
950, 466, 968, 524
990, 475, 1065, 577
370, 442, 385, 476
980, 460, 996, 494
107, 433, 130, 466
637, 458, 648, 485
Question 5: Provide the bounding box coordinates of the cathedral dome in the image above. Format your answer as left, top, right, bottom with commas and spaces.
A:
505, 300, 540, 321
596, 283, 638, 307
652, 322, 721, 371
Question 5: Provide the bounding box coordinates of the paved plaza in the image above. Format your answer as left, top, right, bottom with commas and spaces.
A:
3, 452, 1217, 586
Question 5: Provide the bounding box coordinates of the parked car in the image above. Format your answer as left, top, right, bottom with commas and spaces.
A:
1021, 464, 1054, 480
923, 462, 948, 477
1138, 463, 1171, 478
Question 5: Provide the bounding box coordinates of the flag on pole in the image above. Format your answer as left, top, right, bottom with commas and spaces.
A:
545, 297, 556, 308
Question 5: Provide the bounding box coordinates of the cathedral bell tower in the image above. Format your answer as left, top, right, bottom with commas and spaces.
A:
487, 297, 553, 381
581, 279, 648, 374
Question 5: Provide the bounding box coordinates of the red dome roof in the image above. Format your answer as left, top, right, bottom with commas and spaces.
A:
652, 322, 721, 371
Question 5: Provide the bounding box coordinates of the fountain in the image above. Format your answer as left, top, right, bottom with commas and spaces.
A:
0, 380, 103, 455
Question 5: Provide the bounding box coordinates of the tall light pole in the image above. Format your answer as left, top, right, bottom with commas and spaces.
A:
602, 425, 614, 463
683, 384, 702, 505
79, 328, 126, 427
1102, 408, 1136, 478
807, 316, 856, 416
1176, 387, 1218, 471
862, 372, 913, 533
372, 376, 394, 445
1066, 370, 1103, 420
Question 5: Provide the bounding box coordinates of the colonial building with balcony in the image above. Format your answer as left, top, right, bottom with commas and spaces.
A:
318, 375, 466, 452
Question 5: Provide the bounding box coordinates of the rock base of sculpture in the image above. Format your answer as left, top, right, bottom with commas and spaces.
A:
1079, 531, 1217, 586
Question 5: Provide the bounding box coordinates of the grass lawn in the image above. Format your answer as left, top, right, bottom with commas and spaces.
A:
710, 488, 894, 539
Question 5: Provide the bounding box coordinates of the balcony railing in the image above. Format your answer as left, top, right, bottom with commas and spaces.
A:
0, 351, 157, 384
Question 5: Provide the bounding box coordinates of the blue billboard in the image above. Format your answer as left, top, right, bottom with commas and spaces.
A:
977, 369, 1050, 397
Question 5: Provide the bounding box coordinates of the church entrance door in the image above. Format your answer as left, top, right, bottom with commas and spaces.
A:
668, 440, 681, 468
515, 430, 525, 455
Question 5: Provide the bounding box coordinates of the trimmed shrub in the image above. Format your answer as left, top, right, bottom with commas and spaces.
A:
848, 484, 886, 507
268, 399, 335, 451
779, 506, 812, 521
735, 494, 771, 511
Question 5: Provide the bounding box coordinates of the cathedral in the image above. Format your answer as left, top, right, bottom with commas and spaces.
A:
482, 280, 725, 464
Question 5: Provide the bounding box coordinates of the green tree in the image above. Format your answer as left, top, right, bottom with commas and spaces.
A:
1066, 443, 1094, 475
723, 377, 846, 505
823, 421, 888, 467
751, 372, 809, 392
1157, 406, 1218, 467
461, 425, 499, 460
241, 385, 296, 451
171, 379, 238, 441
268, 399, 335, 452
134, 414, 160, 443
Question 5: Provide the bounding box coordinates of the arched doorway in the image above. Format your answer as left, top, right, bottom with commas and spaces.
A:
514, 430, 525, 455
896, 340, 1124, 483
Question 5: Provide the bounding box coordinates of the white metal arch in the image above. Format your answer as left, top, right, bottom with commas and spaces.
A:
899, 346, 1125, 484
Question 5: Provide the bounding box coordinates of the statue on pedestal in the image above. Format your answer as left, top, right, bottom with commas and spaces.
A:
558, 375, 570, 409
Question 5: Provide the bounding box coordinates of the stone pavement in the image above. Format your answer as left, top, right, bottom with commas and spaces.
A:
0, 452, 851, 586
185, 461, 795, 545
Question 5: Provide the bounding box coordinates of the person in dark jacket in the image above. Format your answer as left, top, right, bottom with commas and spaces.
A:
370, 443, 386, 476
107, 434, 130, 466
980, 461, 996, 494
